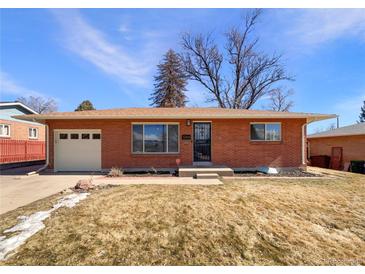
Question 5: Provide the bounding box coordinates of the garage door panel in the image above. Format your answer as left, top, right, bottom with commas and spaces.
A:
54, 130, 101, 172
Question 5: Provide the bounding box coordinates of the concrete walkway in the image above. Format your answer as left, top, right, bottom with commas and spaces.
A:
94, 176, 223, 186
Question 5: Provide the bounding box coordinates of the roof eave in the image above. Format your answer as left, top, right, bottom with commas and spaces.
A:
13, 113, 337, 122
306, 114, 337, 123
308, 132, 365, 139
1, 102, 39, 115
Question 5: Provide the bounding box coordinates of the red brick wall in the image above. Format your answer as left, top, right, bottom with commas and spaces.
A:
47, 118, 307, 169
212, 119, 306, 168
0, 119, 45, 141
309, 135, 365, 164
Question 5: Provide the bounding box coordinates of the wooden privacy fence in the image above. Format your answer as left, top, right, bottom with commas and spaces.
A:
0, 139, 46, 164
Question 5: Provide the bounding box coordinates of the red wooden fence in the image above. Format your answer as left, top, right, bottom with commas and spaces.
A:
0, 139, 46, 164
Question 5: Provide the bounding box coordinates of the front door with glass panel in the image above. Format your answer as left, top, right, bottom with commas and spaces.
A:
193, 122, 211, 162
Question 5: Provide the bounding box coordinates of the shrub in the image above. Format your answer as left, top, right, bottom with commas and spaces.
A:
107, 167, 124, 177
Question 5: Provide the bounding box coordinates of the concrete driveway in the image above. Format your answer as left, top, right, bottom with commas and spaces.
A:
0, 172, 96, 215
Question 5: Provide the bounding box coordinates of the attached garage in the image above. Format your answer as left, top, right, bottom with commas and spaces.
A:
54, 129, 101, 172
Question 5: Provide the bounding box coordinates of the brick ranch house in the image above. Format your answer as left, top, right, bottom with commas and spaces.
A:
15, 108, 335, 172
0, 102, 45, 166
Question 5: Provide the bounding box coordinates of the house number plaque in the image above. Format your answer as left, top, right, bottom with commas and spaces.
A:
182, 134, 191, 140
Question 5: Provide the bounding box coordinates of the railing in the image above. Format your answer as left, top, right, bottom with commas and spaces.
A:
0, 139, 46, 164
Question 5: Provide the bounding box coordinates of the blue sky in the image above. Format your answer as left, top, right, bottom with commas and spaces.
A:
1, 8, 364, 133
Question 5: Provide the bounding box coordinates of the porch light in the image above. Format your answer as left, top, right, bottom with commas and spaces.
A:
186, 119, 191, 126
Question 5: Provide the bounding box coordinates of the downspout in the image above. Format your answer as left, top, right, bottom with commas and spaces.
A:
301, 119, 308, 169
27, 123, 49, 176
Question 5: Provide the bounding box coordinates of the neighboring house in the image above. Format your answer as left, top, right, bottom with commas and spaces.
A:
308, 123, 365, 170
0, 102, 46, 165
16, 108, 334, 172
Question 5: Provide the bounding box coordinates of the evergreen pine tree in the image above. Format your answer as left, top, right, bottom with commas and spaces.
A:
150, 49, 187, 107
75, 100, 96, 111
359, 100, 365, 123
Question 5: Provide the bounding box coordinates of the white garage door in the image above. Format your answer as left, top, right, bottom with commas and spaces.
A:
54, 130, 101, 172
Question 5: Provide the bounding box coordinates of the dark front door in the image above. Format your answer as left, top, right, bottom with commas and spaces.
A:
193, 122, 211, 162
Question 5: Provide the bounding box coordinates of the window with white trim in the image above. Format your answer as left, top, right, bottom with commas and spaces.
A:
0, 124, 10, 137
132, 123, 179, 153
250, 123, 281, 141
29, 128, 38, 139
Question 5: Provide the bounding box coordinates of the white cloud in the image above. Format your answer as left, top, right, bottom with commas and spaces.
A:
118, 23, 130, 34
0, 71, 43, 97
118, 22, 167, 42
288, 9, 365, 46
51, 9, 152, 86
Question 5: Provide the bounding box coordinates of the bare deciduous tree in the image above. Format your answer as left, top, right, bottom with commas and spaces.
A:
314, 123, 337, 134
181, 33, 225, 107
266, 88, 294, 112
327, 123, 337, 130
181, 9, 293, 109
17, 96, 58, 114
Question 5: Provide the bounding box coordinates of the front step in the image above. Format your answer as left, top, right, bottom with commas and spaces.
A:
179, 167, 234, 177
196, 173, 219, 179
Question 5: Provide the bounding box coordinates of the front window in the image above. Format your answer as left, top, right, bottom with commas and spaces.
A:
144, 124, 166, 152
250, 123, 281, 141
0, 124, 10, 137
132, 123, 179, 153
29, 128, 38, 139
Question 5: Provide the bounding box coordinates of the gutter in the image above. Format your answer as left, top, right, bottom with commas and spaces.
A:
14, 114, 337, 122
27, 124, 49, 176
308, 133, 365, 139
301, 117, 323, 166
301, 121, 307, 166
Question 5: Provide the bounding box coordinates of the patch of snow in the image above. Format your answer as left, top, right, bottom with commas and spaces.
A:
53, 193, 89, 209
258, 166, 279, 174
0, 192, 88, 261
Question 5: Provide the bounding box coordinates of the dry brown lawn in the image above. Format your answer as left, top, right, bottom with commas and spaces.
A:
1, 168, 364, 265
